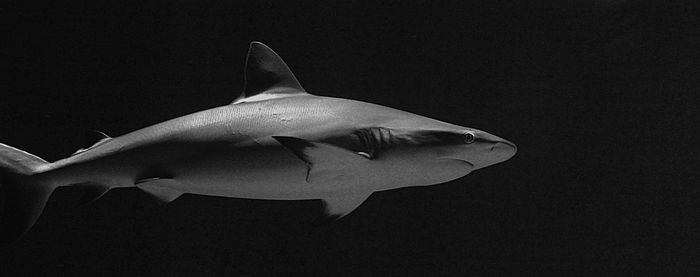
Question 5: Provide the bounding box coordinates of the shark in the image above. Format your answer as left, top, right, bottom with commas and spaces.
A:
0, 42, 516, 244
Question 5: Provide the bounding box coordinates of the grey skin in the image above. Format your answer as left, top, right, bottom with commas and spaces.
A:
0, 42, 516, 244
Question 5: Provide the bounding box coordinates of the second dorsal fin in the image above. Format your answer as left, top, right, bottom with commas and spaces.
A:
233, 42, 307, 104
84, 130, 110, 146
72, 130, 112, 156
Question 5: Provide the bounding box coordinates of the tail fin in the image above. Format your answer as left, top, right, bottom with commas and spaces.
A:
0, 143, 54, 246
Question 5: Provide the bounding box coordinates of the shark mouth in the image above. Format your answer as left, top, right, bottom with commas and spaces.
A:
442, 158, 474, 171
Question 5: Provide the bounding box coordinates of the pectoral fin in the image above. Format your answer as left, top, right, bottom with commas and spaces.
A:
135, 178, 183, 204
273, 136, 369, 184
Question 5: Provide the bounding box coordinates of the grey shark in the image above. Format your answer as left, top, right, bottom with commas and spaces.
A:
0, 42, 516, 244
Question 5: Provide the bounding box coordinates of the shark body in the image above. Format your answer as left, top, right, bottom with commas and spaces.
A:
0, 42, 516, 244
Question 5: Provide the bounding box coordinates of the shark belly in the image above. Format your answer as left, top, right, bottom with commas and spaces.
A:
169, 144, 317, 200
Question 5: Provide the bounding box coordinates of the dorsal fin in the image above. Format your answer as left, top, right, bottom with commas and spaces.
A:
72, 130, 111, 156
84, 130, 110, 146
233, 41, 307, 104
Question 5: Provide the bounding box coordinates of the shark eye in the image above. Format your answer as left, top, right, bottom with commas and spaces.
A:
464, 133, 475, 144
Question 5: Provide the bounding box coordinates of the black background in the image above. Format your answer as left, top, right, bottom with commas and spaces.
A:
2, 1, 699, 275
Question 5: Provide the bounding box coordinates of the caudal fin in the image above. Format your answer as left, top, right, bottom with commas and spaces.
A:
0, 143, 53, 246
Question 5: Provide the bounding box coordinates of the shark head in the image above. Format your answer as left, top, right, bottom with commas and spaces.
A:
341, 101, 517, 174
406, 127, 517, 170
400, 128, 516, 170
345, 112, 518, 187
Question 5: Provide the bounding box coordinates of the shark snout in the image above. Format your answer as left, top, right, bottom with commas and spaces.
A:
468, 140, 515, 170
469, 131, 517, 169
478, 131, 516, 152
491, 140, 517, 161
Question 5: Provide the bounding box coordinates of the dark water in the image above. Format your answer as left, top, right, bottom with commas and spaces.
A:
2, 1, 699, 276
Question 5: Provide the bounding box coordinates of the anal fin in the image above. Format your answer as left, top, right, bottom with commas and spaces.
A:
74, 183, 110, 205
314, 192, 372, 226
135, 178, 183, 204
